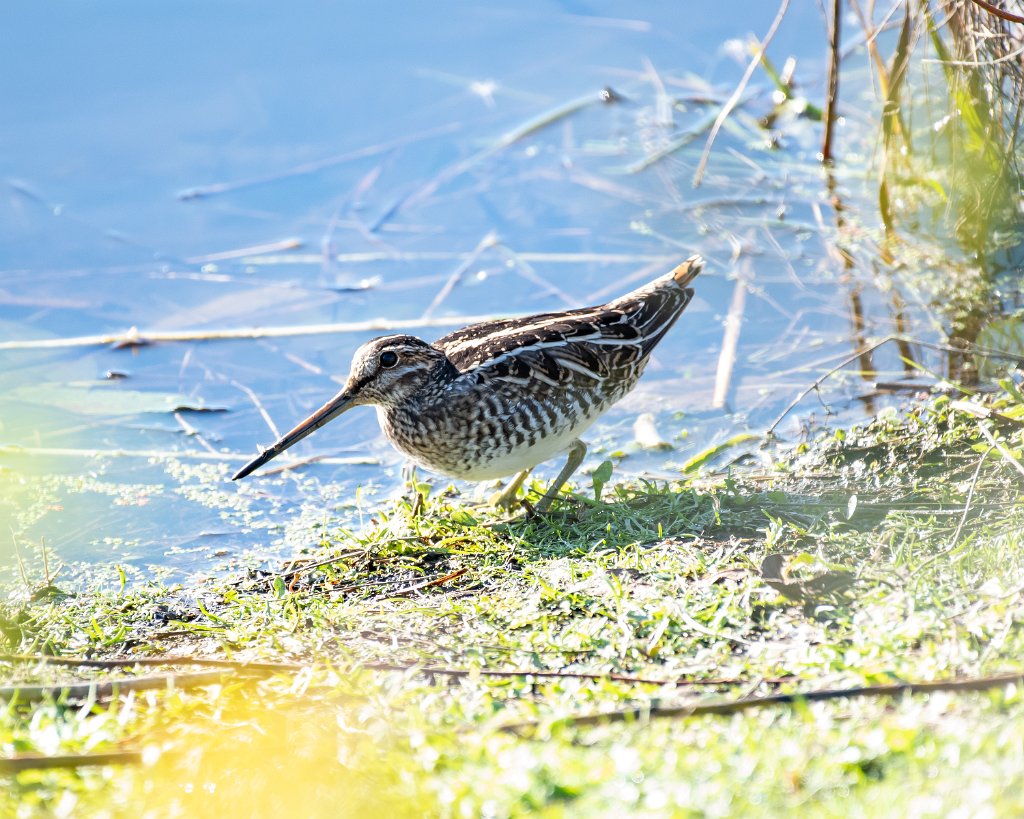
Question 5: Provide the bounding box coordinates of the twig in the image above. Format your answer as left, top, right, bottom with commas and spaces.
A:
0, 445, 375, 467
872, 381, 934, 392
176, 122, 460, 200
421, 233, 498, 320
766, 335, 896, 436
185, 238, 303, 265
822, 0, 842, 162
246, 250, 678, 266
711, 271, 747, 410
228, 536, 433, 588
390, 87, 622, 219
0, 750, 143, 773
0, 313, 521, 351
329, 567, 468, 597
910, 338, 1024, 366
848, 0, 905, 92
762, 332, 1024, 435
0, 653, 305, 672
386, 567, 469, 597
231, 379, 281, 439
584, 258, 667, 304
0, 670, 232, 702
173, 413, 220, 454
969, 0, 1024, 25
693, 0, 790, 187
0, 652, 787, 689
256, 453, 335, 477
236, 549, 368, 587
494, 243, 577, 308
500, 671, 1024, 734
924, 42, 1024, 67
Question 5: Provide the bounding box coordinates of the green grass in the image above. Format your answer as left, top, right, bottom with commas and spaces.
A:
4, 385, 1024, 816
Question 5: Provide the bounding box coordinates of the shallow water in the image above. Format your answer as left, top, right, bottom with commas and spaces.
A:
0, 2, 968, 579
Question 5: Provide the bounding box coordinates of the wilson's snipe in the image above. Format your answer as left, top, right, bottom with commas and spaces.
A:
233, 256, 703, 511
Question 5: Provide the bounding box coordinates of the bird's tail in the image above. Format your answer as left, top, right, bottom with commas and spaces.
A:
670, 255, 704, 288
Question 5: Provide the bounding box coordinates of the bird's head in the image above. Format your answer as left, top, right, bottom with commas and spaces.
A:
340, 335, 451, 408
232, 334, 451, 480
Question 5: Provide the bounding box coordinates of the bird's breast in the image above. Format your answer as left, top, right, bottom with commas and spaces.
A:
375, 384, 615, 480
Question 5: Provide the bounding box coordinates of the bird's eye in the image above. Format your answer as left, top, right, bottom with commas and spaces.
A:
379, 351, 399, 369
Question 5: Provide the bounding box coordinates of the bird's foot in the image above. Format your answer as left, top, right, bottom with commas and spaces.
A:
490, 470, 531, 511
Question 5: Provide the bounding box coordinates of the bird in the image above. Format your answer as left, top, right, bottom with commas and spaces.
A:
233, 255, 703, 512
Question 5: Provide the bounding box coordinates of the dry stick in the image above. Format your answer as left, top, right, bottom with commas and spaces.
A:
231, 379, 281, 439
711, 271, 748, 410
390, 87, 619, 218
0, 750, 143, 774
0, 653, 305, 673
385, 567, 469, 597
499, 671, 1024, 734
177, 122, 461, 200
822, 0, 842, 162
970, 0, 1024, 25
185, 238, 303, 265
921, 38, 1024, 67
0, 653, 780, 689
246, 251, 679, 266
232, 536, 429, 588
0, 313, 518, 352
584, 258, 667, 304
837, 330, 1019, 397
0, 445, 375, 467
848, 0, 904, 91
241, 549, 368, 586
0, 670, 233, 703
420, 232, 498, 320
332, 567, 470, 598
693, 0, 790, 187
494, 242, 578, 308
360, 664, 772, 688
910, 338, 1024, 366
766, 335, 899, 436
257, 453, 338, 477
173, 413, 220, 455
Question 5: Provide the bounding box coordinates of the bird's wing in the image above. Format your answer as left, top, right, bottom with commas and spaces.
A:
435, 286, 694, 389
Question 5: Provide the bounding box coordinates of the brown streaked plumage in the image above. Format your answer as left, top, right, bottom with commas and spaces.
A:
233, 255, 703, 511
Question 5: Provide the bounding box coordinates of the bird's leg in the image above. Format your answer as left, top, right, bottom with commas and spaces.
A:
401, 461, 417, 486
534, 439, 587, 513
492, 469, 531, 510
401, 461, 426, 509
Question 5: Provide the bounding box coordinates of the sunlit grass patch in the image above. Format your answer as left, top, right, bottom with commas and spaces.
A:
4, 382, 1024, 813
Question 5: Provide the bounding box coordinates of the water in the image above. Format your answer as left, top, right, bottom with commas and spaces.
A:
0, 2, 955, 579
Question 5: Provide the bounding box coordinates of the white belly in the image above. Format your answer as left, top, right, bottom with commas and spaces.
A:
378, 405, 600, 480
455, 414, 598, 479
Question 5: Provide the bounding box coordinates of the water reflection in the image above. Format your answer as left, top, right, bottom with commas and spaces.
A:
0, 2, 994, 578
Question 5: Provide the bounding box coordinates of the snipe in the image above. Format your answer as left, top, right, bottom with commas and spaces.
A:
233, 256, 703, 511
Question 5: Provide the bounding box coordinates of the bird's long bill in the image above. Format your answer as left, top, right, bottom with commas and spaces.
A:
231, 390, 356, 480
